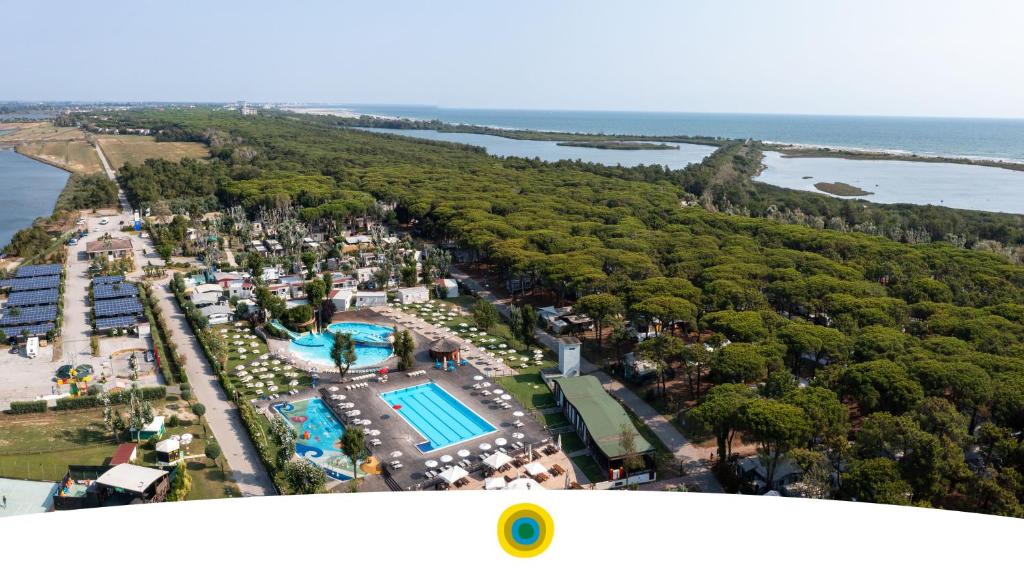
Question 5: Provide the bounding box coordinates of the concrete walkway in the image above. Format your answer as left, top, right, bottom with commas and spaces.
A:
94, 143, 276, 497
150, 283, 277, 496
450, 267, 723, 493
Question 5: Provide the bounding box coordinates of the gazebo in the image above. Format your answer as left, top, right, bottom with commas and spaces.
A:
429, 337, 461, 363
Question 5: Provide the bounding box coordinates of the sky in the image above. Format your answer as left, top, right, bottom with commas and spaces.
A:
3, 0, 1023, 118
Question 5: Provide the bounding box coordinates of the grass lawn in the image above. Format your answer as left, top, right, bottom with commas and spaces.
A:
214, 321, 312, 401
16, 140, 103, 173
0, 399, 239, 500
496, 371, 556, 411
557, 432, 585, 454
96, 135, 208, 169
571, 454, 606, 484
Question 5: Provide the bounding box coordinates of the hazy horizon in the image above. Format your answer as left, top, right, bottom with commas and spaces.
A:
4, 0, 1024, 119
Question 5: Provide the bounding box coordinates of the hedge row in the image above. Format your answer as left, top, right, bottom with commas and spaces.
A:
9, 400, 47, 414
54, 386, 166, 411
139, 284, 184, 385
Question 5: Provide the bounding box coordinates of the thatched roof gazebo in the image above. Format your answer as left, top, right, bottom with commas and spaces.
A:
429, 337, 462, 362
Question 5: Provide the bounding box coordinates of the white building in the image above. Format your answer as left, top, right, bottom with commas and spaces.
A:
354, 291, 387, 308
330, 289, 353, 311
557, 336, 581, 378
435, 278, 458, 299
200, 305, 234, 325
396, 285, 430, 305
356, 267, 378, 284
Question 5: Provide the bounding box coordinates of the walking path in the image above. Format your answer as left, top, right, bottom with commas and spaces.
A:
94, 143, 276, 497
450, 267, 723, 493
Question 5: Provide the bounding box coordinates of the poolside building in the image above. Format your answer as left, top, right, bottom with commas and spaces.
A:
396, 285, 430, 305
551, 375, 657, 486
429, 336, 462, 364
354, 291, 387, 308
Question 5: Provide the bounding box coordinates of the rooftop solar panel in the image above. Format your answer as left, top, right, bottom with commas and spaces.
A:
14, 264, 62, 278
95, 315, 139, 330
94, 297, 143, 318
6, 289, 59, 307
0, 305, 58, 327
1, 322, 55, 337
92, 275, 125, 285
4, 275, 61, 292
94, 282, 139, 300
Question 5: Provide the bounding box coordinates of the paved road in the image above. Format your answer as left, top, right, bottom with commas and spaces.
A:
450, 267, 724, 493
94, 143, 276, 497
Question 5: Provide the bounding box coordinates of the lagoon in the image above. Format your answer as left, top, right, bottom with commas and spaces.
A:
0, 150, 69, 250
364, 128, 716, 170
756, 151, 1024, 215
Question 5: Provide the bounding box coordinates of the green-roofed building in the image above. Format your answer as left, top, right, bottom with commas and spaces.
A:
552, 375, 657, 485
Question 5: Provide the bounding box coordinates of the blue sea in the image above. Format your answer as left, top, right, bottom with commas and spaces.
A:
342, 105, 1024, 162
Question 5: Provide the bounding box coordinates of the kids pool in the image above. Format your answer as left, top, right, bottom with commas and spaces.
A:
274, 398, 355, 480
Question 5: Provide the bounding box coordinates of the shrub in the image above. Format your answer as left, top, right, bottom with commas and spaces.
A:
9, 400, 47, 414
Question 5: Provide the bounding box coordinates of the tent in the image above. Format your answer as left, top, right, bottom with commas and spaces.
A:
482, 452, 512, 470
484, 476, 507, 490
437, 466, 468, 485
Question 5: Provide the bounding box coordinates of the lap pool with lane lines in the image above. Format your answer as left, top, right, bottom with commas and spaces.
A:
380, 381, 496, 453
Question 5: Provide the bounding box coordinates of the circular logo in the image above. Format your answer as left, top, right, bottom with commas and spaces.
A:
497, 503, 554, 558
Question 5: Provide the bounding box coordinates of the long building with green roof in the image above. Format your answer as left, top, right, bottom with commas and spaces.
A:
552, 375, 656, 485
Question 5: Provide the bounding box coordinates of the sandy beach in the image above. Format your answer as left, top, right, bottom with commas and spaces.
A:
282, 107, 361, 118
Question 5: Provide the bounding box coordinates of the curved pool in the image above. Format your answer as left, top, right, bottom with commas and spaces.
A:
287, 322, 394, 368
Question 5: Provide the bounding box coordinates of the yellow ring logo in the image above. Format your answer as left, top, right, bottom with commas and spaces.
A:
497, 503, 554, 558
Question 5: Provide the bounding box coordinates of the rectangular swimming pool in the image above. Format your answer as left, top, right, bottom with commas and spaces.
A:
380, 382, 496, 453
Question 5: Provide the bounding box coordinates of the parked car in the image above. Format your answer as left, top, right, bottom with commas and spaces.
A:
67, 238, 78, 246
99, 218, 109, 225
144, 350, 154, 362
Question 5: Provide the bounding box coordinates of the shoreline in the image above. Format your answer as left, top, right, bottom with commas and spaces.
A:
763, 143, 1024, 173
288, 107, 1024, 173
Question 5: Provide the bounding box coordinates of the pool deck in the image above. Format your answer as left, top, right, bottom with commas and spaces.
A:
257, 308, 574, 491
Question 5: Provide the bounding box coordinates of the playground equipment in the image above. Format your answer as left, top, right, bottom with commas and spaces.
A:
56, 364, 95, 396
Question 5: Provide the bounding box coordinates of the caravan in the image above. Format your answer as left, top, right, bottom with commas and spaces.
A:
26, 336, 39, 359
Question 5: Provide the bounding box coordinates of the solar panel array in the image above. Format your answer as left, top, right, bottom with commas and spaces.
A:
94, 297, 143, 318
6, 288, 59, 307
95, 315, 138, 330
0, 305, 57, 327
14, 264, 62, 278
3, 275, 60, 292
94, 282, 138, 300
2, 322, 55, 337
92, 275, 125, 285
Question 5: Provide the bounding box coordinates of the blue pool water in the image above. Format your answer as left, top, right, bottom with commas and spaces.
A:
380, 382, 496, 453
286, 322, 394, 368
274, 398, 354, 480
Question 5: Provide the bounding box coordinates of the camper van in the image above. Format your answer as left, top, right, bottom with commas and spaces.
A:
26, 337, 39, 359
